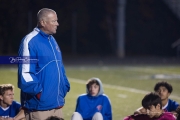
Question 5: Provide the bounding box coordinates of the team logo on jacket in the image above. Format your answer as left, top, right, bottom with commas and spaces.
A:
97, 105, 102, 111
56, 46, 60, 52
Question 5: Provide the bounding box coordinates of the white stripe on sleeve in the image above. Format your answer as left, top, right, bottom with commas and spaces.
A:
22, 30, 39, 82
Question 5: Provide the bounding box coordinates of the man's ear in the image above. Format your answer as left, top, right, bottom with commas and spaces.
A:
0, 95, 3, 101
39, 20, 46, 27
156, 104, 161, 110
167, 92, 170, 97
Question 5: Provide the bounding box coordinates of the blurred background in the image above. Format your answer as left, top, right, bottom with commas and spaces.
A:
1, 0, 180, 59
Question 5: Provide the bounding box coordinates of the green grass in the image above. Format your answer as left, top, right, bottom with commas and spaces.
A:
0, 65, 180, 120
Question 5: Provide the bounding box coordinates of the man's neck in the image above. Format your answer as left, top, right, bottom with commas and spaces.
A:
0, 101, 9, 108
162, 99, 168, 107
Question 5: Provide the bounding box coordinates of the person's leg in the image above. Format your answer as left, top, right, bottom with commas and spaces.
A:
25, 111, 50, 120
92, 112, 103, 120
71, 112, 83, 120
24, 110, 32, 120
51, 108, 63, 118
25, 108, 63, 120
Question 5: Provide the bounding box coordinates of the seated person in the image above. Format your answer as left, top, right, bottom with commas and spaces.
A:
71, 78, 112, 120
0, 84, 21, 118
124, 92, 176, 120
134, 81, 179, 116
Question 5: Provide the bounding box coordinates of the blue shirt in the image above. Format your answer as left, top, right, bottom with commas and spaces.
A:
75, 94, 112, 120
0, 101, 21, 118
163, 99, 179, 112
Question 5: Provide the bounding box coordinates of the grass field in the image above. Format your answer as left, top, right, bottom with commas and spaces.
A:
0, 64, 180, 120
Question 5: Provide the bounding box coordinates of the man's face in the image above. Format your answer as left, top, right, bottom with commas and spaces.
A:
147, 104, 160, 118
42, 12, 59, 35
89, 83, 100, 96
156, 86, 170, 100
0, 90, 14, 107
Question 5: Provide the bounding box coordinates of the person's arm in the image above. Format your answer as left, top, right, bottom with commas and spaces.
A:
170, 113, 177, 120
174, 105, 180, 117
54, 39, 70, 97
18, 40, 42, 96
59, 47, 70, 95
170, 101, 180, 117
103, 96, 112, 120
13, 109, 25, 120
134, 107, 147, 115
123, 116, 134, 120
61, 60, 70, 94
0, 117, 4, 120
75, 97, 80, 112
176, 105, 180, 113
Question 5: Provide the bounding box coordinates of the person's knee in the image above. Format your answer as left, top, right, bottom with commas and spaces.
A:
71, 112, 83, 120
92, 112, 103, 120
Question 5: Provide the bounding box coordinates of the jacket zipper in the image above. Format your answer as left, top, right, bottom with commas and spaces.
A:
48, 36, 61, 106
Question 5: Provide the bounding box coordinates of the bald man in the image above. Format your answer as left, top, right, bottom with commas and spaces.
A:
18, 8, 70, 120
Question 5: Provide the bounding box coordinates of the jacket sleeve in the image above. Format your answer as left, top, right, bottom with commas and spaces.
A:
62, 61, 70, 93
172, 101, 180, 111
59, 47, 70, 93
18, 39, 42, 96
103, 96, 112, 120
75, 97, 80, 112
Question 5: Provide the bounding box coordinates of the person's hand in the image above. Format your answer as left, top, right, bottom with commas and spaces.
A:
134, 107, 147, 115
176, 105, 180, 115
0, 118, 14, 120
171, 111, 178, 117
0, 117, 3, 120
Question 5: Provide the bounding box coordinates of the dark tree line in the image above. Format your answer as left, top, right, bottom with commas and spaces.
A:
0, 0, 117, 56
0, 0, 180, 56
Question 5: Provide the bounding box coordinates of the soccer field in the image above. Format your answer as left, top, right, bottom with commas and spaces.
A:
0, 64, 180, 120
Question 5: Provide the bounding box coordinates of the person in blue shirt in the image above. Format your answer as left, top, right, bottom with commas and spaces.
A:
134, 81, 179, 117
0, 84, 21, 119
71, 78, 112, 120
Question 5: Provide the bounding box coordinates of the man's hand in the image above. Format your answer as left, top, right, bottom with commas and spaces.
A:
134, 107, 147, 115
176, 105, 180, 115
0, 117, 14, 120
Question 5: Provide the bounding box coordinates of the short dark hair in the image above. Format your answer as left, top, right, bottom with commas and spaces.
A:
46, 116, 64, 120
142, 92, 162, 109
154, 81, 173, 93
177, 115, 180, 120
86, 78, 100, 90
0, 84, 14, 96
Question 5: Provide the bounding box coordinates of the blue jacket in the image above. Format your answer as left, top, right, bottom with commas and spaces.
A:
75, 78, 112, 120
18, 28, 70, 111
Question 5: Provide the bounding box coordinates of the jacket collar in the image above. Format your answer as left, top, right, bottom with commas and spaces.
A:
34, 27, 51, 39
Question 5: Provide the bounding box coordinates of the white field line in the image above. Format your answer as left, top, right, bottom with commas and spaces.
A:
117, 94, 127, 98
69, 78, 180, 100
